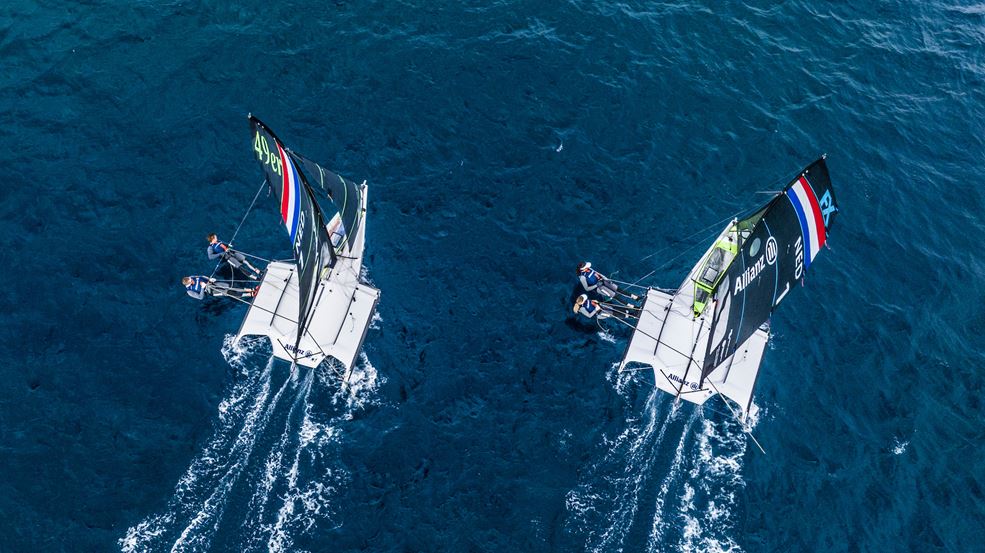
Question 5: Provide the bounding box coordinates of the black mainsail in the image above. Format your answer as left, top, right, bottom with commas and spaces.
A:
701, 156, 839, 384
291, 153, 364, 252
249, 116, 335, 343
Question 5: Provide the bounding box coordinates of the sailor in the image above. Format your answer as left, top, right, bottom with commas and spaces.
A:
573, 293, 609, 320
183, 275, 258, 300
577, 262, 620, 298
207, 233, 262, 280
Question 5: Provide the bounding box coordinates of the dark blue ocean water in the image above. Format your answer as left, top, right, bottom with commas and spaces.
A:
2, 1, 983, 551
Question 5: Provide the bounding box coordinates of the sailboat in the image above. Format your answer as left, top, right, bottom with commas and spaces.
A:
619, 156, 838, 422
235, 115, 380, 377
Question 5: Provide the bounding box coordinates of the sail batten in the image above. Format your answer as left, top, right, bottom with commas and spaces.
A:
290, 151, 364, 253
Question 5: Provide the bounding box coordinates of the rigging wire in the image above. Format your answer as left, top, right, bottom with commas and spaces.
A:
707, 380, 767, 455
621, 160, 806, 289
617, 211, 741, 292
235, 251, 275, 263
207, 179, 268, 281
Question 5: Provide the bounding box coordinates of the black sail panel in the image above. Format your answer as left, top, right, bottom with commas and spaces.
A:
290, 153, 363, 252
701, 157, 839, 381
249, 116, 335, 335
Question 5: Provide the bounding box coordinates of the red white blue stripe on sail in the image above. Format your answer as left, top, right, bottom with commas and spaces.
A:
277, 143, 302, 242
786, 175, 827, 270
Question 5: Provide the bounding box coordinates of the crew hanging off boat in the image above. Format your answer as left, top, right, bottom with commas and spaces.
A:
573, 294, 609, 320
207, 233, 262, 280
577, 262, 639, 301
183, 275, 258, 300
573, 293, 641, 321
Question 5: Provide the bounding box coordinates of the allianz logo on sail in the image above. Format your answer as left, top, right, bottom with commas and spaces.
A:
733, 237, 778, 295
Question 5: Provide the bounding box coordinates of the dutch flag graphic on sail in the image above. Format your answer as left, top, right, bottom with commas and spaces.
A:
785, 174, 827, 270
277, 142, 302, 242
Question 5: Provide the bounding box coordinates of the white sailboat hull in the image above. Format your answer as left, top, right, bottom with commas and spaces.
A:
236, 184, 379, 372
619, 222, 768, 418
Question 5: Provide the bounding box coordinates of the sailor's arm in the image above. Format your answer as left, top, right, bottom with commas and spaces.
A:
579, 274, 597, 291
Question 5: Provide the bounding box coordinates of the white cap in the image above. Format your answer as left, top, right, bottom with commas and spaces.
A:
579, 261, 592, 271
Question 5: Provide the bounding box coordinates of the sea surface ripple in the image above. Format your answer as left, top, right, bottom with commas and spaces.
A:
0, 0, 982, 551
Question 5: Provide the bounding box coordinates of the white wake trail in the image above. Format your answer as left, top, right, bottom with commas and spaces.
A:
567, 385, 700, 553
265, 353, 384, 551
568, 360, 757, 553
587, 391, 664, 553
672, 413, 752, 553
242, 370, 315, 543
168, 359, 296, 553
121, 340, 385, 553
120, 338, 273, 553
647, 408, 701, 550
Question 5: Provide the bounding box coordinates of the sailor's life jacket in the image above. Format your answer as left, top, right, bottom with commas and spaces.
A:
207, 241, 230, 260
579, 268, 602, 291
578, 299, 602, 319
580, 268, 618, 299
186, 276, 211, 300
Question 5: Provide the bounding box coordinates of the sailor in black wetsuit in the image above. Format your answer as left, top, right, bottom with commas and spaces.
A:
207, 233, 262, 280
183, 276, 257, 300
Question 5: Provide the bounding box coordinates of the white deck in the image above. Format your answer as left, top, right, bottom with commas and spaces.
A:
236, 184, 379, 372
619, 222, 768, 419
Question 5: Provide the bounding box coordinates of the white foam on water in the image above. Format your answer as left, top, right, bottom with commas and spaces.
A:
646, 408, 699, 550
598, 328, 617, 343
168, 360, 296, 553
369, 311, 383, 330
121, 337, 272, 553
892, 437, 909, 455
569, 369, 759, 553
334, 352, 385, 417
605, 361, 635, 397
242, 370, 315, 542
265, 383, 345, 553
670, 414, 748, 553
262, 353, 384, 551
120, 516, 170, 553
123, 335, 384, 553
566, 388, 693, 553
